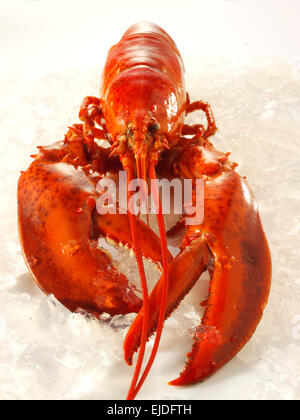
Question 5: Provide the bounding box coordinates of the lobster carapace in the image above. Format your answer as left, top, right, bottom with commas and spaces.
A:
18, 22, 272, 400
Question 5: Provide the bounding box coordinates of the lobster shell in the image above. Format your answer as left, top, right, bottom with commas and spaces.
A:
18, 22, 272, 399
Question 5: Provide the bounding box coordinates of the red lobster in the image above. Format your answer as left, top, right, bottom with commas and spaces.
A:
18, 22, 272, 400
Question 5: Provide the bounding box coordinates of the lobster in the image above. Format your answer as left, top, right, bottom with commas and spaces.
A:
18, 22, 272, 400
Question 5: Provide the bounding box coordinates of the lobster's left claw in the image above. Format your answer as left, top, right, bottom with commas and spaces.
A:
169, 193, 272, 385
124, 166, 272, 384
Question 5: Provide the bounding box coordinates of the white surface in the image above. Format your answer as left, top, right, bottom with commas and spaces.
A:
1, 0, 300, 400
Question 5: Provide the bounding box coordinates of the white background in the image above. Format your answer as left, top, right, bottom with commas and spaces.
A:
1, 0, 300, 74
1, 0, 300, 401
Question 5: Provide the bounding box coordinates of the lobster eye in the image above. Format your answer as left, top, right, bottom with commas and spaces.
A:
127, 126, 134, 137
148, 122, 160, 134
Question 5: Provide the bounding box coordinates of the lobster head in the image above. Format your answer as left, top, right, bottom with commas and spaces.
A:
100, 21, 186, 176
101, 65, 186, 174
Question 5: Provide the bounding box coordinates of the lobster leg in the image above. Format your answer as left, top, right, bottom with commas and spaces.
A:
79, 96, 102, 126
184, 97, 217, 139
78, 96, 108, 154
123, 141, 272, 385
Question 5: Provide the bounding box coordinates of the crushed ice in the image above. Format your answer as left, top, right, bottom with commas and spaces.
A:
1, 56, 300, 399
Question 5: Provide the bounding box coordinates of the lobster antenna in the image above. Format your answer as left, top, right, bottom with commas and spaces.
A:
126, 164, 150, 401
135, 155, 149, 224
135, 156, 143, 218
129, 163, 169, 400
141, 153, 150, 226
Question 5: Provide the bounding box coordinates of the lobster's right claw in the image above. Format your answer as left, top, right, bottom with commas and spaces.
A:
18, 155, 170, 317
124, 167, 272, 384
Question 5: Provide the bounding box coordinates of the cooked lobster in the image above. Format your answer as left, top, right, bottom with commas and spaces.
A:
18, 22, 272, 400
